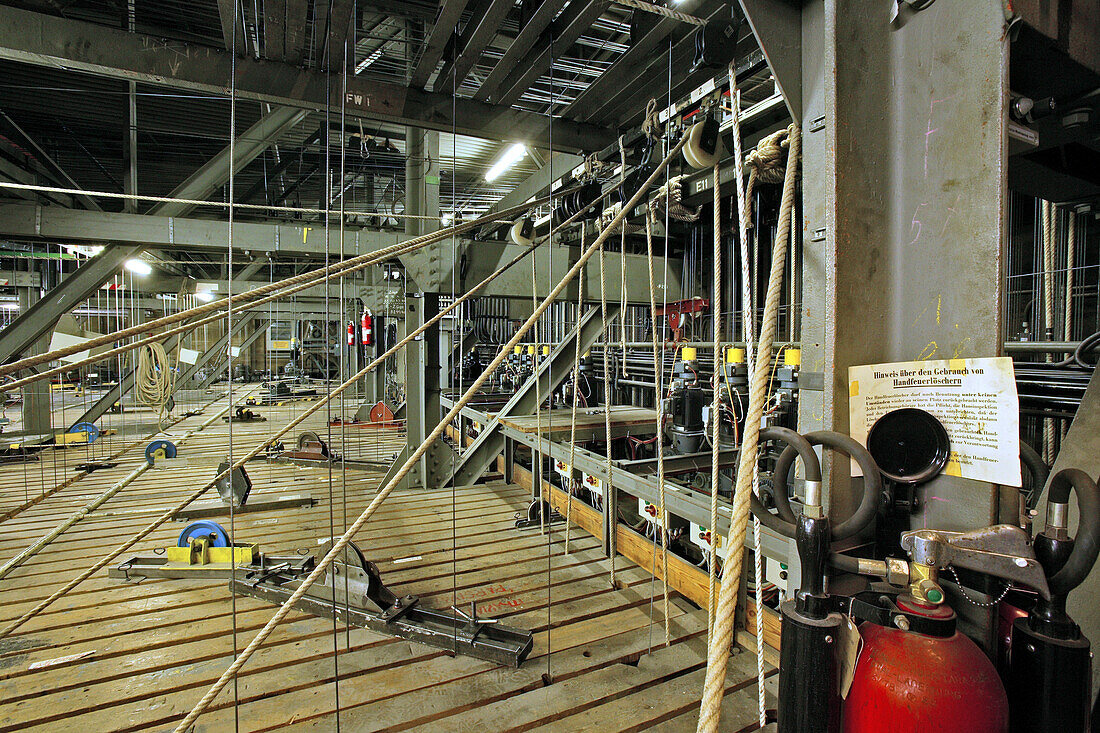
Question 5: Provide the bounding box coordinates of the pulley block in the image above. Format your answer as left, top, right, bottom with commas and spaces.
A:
145, 439, 177, 465
69, 422, 100, 444
509, 218, 535, 246
215, 460, 252, 507
178, 520, 231, 548
683, 116, 721, 170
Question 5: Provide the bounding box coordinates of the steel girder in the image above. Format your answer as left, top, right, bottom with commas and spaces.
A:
447, 303, 619, 488
150, 107, 309, 218
0, 5, 614, 152
174, 315, 267, 393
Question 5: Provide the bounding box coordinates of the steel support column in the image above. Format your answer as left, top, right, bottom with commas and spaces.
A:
786, 0, 1008, 638
447, 304, 619, 487
400, 128, 450, 489
17, 273, 49, 434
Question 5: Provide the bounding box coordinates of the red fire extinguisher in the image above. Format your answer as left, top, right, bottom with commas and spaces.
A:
842, 595, 1010, 732
346, 321, 355, 347
361, 309, 373, 346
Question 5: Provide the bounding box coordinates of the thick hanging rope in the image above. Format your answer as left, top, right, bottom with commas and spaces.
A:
1065, 210, 1076, 343
729, 60, 767, 729
598, 226, 619, 588
1041, 200, 1055, 464
172, 136, 689, 733
619, 136, 630, 378
531, 252, 545, 535
697, 124, 801, 733
708, 155, 722, 633
0, 193, 558, 379
643, 207, 672, 645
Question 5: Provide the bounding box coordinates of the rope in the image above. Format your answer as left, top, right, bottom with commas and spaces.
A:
0, 192, 558, 378
0, 210, 579, 641
172, 135, 689, 733
643, 208, 672, 645
614, 0, 707, 25
708, 154, 722, 637
1065, 209, 1076, 343
619, 136, 629, 378
564, 226, 587, 555
1041, 200, 1055, 464
642, 99, 661, 141
531, 252, 544, 535
135, 341, 174, 422
697, 123, 801, 733
731, 58, 767, 729
598, 226, 618, 588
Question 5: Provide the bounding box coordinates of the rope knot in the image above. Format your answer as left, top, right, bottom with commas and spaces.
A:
745, 124, 798, 185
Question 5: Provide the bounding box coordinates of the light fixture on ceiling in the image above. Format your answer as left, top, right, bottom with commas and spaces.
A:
355, 49, 384, 75
125, 259, 152, 276
486, 143, 527, 182
194, 291, 215, 302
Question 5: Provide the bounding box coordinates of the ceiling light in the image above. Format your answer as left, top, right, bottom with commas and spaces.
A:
355, 49, 384, 75
194, 291, 215, 302
486, 143, 527, 182
125, 259, 152, 276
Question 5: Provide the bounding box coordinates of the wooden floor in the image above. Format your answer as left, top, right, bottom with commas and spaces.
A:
0, 389, 769, 732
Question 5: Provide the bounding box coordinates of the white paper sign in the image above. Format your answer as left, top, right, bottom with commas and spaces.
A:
178, 348, 200, 365
848, 357, 1021, 487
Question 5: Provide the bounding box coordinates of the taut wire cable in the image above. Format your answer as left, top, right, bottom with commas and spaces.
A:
171, 136, 689, 733
643, 206, 671, 647
0, 191, 603, 641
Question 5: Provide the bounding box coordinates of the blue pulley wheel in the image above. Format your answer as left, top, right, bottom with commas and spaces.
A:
178, 520, 230, 548
145, 439, 177, 465
69, 422, 100, 444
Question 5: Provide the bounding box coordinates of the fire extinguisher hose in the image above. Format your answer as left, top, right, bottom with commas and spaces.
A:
758, 431, 882, 542
1046, 468, 1100, 596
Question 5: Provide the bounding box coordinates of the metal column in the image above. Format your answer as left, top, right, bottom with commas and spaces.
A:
399, 127, 449, 489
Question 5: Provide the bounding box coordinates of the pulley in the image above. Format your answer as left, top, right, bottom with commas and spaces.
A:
215, 460, 252, 507
177, 520, 231, 548
509, 218, 535, 246
145, 439, 177, 465
69, 421, 100, 444
683, 115, 721, 169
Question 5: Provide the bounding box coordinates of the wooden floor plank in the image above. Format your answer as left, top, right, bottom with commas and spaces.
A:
0, 391, 763, 732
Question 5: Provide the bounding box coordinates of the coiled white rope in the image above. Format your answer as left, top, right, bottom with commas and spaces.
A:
135, 341, 174, 422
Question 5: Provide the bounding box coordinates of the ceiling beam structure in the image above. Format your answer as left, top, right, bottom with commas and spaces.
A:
435, 0, 514, 92
149, 106, 309, 218
562, 0, 706, 121
410, 0, 473, 89
0, 5, 613, 153
472, 0, 569, 103
491, 0, 608, 108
